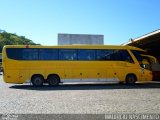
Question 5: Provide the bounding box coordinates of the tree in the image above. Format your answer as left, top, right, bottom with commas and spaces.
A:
0, 30, 39, 52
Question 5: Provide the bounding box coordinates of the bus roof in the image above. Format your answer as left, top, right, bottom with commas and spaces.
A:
3, 45, 144, 51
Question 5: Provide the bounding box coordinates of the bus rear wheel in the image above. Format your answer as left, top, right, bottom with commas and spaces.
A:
47, 75, 60, 86
125, 74, 137, 85
31, 75, 44, 87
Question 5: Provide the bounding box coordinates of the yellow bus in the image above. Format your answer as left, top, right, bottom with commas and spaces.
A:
2, 45, 154, 86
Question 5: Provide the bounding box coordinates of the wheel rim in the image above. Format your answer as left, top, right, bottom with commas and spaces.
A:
34, 77, 42, 86
126, 75, 136, 84
128, 77, 134, 83
49, 78, 58, 85
48, 76, 59, 86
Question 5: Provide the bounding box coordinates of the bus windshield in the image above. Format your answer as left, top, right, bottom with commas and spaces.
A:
131, 50, 158, 70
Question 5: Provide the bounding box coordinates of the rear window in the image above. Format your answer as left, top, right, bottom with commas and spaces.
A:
6, 48, 38, 60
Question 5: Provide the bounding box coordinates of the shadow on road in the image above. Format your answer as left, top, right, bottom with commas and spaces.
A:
9, 82, 160, 91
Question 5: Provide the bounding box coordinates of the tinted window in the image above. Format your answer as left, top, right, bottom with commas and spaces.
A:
96, 50, 106, 60
78, 50, 95, 60
59, 49, 77, 60
96, 49, 133, 62
6, 48, 133, 62
120, 50, 133, 63
105, 50, 116, 60
39, 49, 58, 60
22, 49, 38, 60
109, 50, 133, 62
131, 50, 143, 61
110, 50, 122, 61
96, 50, 113, 60
6, 48, 38, 60
6, 48, 22, 60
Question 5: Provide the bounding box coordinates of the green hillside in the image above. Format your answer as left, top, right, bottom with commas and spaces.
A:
0, 30, 39, 52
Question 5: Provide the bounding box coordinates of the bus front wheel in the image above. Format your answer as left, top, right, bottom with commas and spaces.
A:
47, 75, 60, 86
125, 74, 137, 85
31, 75, 44, 87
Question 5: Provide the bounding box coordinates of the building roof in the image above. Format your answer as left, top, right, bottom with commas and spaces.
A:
123, 29, 160, 50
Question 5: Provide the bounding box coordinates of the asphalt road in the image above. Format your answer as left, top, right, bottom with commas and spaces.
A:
0, 75, 160, 115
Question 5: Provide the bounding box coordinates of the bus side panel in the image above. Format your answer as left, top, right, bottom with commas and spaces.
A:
5, 69, 20, 83
140, 69, 153, 81
113, 62, 141, 82
29, 70, 46, 76
19, 70, 30, 83
46, 69, 64, 80
4, 60, 23, 84
111, 62, 126, 82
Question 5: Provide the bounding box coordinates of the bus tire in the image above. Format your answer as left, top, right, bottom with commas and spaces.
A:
47, 75, 60, 86
31, 75, 44, 87
125, 74, 137, 85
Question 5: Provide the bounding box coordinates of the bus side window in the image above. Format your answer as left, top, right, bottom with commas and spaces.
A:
22, 49, 38, 60
59, 49, 77, 60
39, 49, 58, 60
78, 50, 95, 60
121, 50, 134, 63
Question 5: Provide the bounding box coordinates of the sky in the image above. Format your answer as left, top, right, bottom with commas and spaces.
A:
0, 0, 160, 45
